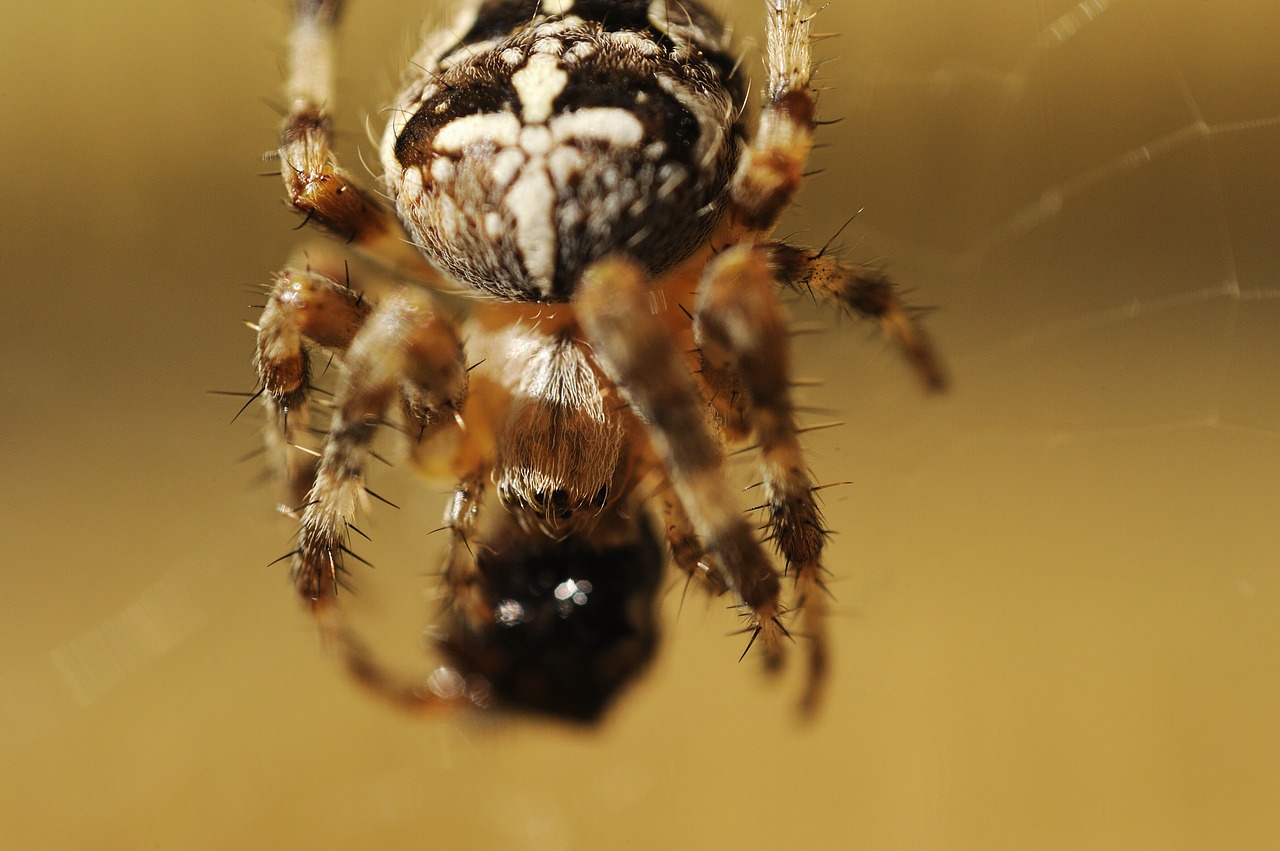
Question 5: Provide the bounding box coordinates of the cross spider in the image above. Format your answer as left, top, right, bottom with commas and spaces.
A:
252, 0, 945, 723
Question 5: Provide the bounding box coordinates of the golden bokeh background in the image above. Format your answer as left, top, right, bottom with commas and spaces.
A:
3, 1, 1278, 848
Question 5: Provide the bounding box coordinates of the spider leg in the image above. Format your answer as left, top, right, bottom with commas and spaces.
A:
293, 288, 468, 602
258, 260, 480, 712
280, 0, 433, 277
313, 605, 481, 715
693, 325, 752, 446
255, 265, 372, 505
765, 241, 949, 392
658, 481, 729, 596
577, 257, 786, 671
282, 288, 473, 714
726, 0, 945, 391
730, 0, 815, 234
441, 472, 492, 630
696, 244, 830, 714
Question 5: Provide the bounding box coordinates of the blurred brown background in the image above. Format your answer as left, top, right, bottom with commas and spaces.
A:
3, 1, 1278, 848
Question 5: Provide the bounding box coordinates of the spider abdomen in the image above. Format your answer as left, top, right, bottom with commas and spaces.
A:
382, 2, 744, 302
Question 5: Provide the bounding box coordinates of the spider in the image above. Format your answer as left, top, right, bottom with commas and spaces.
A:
251, 0, 945, 723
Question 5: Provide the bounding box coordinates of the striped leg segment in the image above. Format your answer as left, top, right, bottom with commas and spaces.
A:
279, 0, 432, 274
730, 0, 816, 233
658, 481, 729, 596
577, 257, 786, 670
765, 242, 949, 392
292, 289, 468, 602
255, 266, 372, 505
695, 245, 830, 713
441, 472, 492, 631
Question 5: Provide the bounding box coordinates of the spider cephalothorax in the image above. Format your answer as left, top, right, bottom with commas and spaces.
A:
252, 0, 945, 722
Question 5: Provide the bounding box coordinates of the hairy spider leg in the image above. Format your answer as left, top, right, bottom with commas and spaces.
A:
577, 257, 787, 672
696, 244, 830, 714
764, 242, 949, 392
297, 290, 475, 714
730, 0, 816, 234
279, 0, 433, 276
292, 289, 467, 601
255, 266, 372, 505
